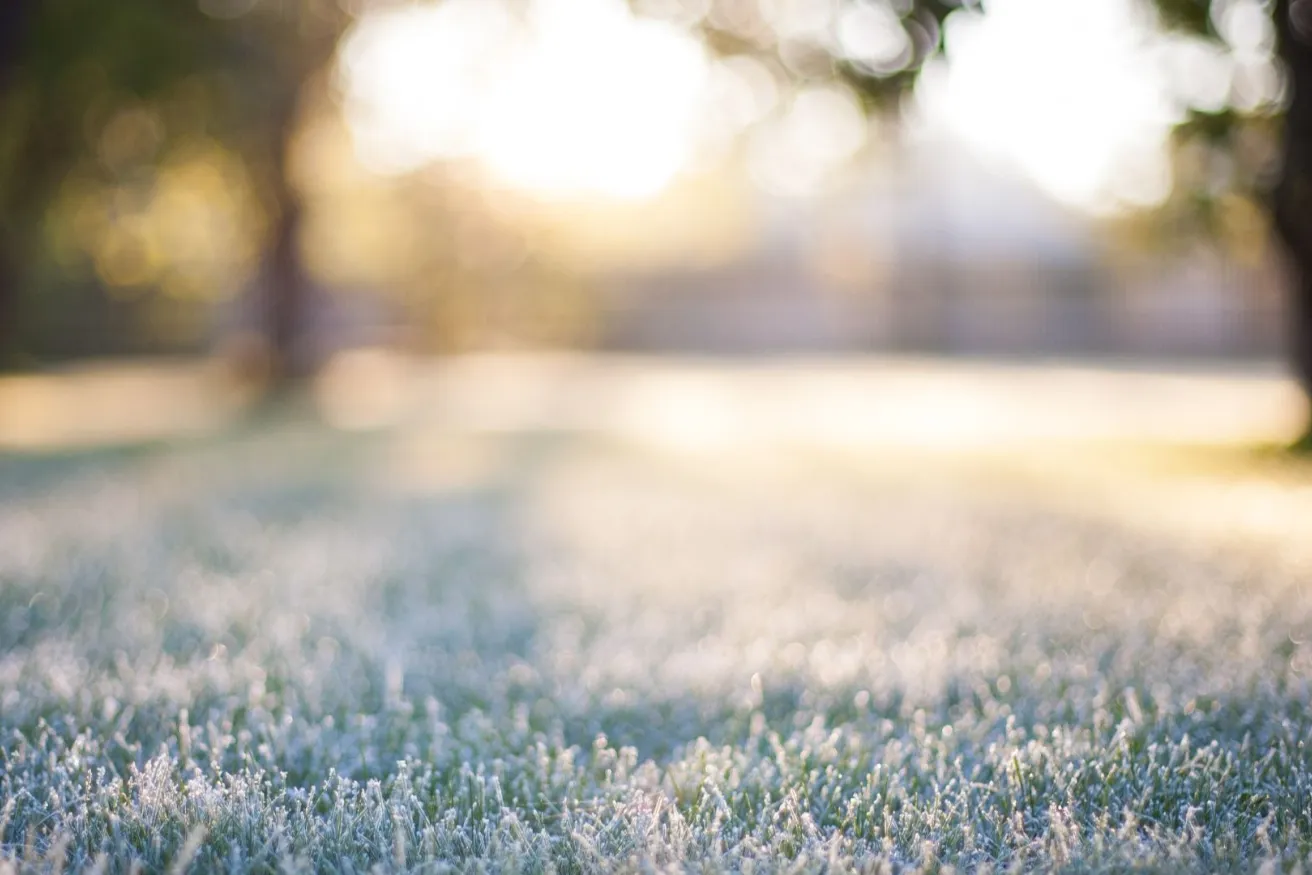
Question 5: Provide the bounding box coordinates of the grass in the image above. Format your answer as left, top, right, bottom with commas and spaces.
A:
2, 361, 1312, 872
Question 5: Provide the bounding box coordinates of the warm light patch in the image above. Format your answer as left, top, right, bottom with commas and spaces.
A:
339, 0, 709, 201
916, 0, 1181, 213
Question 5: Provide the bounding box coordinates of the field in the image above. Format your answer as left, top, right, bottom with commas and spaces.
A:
3, 356, 1312, 873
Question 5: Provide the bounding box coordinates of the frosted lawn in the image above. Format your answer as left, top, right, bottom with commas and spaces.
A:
2, 398, 1312, 872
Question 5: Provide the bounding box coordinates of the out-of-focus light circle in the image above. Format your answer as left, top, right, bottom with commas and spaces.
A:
837, 2, 913, 75
708, 55, 780, 132
1162, 37, 1235, 113
1294, 0, 1312, 43
789, 86, 867, 162
691, 54, 781, 163
339, 0, 518, 174
632, 0, 711, 27
1231, 57, 1285, 111
748, 84, 867, 196
759, 0, 836, 42
1215, 0, 1276, 57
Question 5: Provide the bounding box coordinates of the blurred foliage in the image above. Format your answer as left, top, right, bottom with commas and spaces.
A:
1149, 1, 1285, 262
660, 0, 976, 112
0, 0, 227, 359
651, 0, 1285, 263
1161, 110, 1282, 261
1156, 0, 1216, 33
0, 0, 345, 364
687, 0, 1280, 257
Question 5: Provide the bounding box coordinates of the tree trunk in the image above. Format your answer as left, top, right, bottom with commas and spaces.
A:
264, 167, 308, 386
0, 0, 32, 366
1274, 0, 1312, 428
0, 246, 19, 368
258, 92, 312, 389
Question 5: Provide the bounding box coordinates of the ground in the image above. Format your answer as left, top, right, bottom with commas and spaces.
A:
2, 356, 1312, 873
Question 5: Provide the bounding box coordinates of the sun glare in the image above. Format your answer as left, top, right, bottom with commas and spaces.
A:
915, 0, 1181, 213
915, 0, 1281, 214
339, 0, 1272, 212
339, 0, 709, 201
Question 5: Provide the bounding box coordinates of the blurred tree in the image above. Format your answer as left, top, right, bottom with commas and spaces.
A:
0, 0, 345, 385
219, 1, 347, 385
665, 0, 1307, 429
1079, 0, 1311, 432
1149, 0, 1308, 399
0, 1, 29, 361
1271, 0, 1312, 414
0, 0, 224, 364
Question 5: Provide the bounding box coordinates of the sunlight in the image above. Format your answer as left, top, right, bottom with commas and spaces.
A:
339, 0, 708, 201
0, 364, 245, 450
916, 0, 1181, 212
339, 0, 1275, 212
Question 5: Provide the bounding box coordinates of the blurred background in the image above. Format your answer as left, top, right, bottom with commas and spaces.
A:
0, 0, 1303, 445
